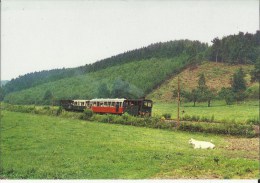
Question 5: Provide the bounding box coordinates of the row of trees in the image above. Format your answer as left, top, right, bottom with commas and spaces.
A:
208, 31, 260, 64
176, 68, 250, 107
85, 40, 208, 73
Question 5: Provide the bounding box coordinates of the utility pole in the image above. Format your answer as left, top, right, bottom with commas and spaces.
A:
177, 76, 180, 128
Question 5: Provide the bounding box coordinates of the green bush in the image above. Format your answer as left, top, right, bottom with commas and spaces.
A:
56, 107, 63, 116
83, 109, 93, 120
162, 113, 171, 119
246, 117, 260, 125
182, 114, 191, 121
156, 120, 175, 129
245, 83, 259, 99
113, 115, 125, 124
179, 122, 255, 137
90, 114, 107, 123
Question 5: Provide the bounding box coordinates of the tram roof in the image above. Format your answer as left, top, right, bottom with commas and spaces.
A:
90, 98, 126, 103
73, 99, 90, 102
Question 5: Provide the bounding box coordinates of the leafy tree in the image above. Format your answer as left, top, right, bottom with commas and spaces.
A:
196, 73, 215, 106
231, 68, 247, 101
204, 89, 215, 107
232, 68, 246, 92
172, 88, 189, 105
177, 74, 215, 107
198, 73, 207, 91
211, 38, 221, 62
218, 87, 235, 105
187, 89, 200, 107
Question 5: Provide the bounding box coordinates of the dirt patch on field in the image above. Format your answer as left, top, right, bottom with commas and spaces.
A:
224, 137, 259, 152
221, 137, 259, 160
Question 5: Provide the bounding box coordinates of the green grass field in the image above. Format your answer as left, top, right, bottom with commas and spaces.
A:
153, 100, 259, 124
0, 111, 259, 179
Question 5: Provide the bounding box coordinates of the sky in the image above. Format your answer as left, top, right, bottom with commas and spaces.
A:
1, 0, 259, 80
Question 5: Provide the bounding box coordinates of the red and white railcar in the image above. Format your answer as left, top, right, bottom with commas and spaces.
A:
90, 98, 125, 114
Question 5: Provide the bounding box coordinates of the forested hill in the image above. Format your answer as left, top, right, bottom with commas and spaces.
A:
84, 39, 207, 72
2, 40, 207, 95
0, 80, 9, 86
1, 31, 259, 102
2, 68, 85, 94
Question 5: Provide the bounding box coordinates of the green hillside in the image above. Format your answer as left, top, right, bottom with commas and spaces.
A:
4, 55, 191, 104
2, 40, 207, 95
148, 62, 255, 102
2, 31, 259, 104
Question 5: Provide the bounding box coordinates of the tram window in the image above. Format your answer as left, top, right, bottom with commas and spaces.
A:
111, 102, 115, 106
104, 102, 108, 106
144, 102, 152, 107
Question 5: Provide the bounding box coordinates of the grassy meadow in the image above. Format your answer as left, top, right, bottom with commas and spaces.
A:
0, 111, 259, 179
153, 100, 259, 124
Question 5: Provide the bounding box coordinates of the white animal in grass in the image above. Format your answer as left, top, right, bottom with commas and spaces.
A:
188, 138, 215, 149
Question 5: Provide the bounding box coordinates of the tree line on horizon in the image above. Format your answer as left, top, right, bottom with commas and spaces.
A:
208, 31, 260, 64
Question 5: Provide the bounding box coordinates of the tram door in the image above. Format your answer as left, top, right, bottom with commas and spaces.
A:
116, 102, 119, 113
